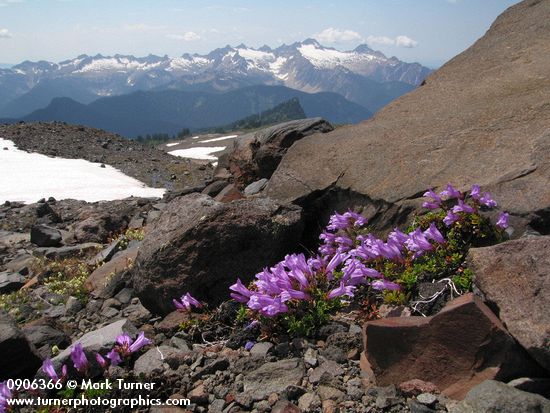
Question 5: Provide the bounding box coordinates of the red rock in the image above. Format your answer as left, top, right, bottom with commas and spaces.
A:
214, 183, 244, 203
468, 236, 550, 372
362, 293, 545, 400
188, 383, 208, 405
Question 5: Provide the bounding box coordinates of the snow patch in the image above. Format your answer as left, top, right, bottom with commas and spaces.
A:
0, 139, 165, 204
298, 44, 377, 69
200, 135, 237, 143
169, 146, 226, 161
165, 142, 180, 147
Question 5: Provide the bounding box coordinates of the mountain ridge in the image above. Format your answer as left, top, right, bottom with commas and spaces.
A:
0, 39, 430, 117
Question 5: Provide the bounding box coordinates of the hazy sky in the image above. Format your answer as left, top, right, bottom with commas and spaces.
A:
0, 0, 521, 68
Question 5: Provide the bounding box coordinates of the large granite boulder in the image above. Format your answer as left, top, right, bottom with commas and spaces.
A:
132, 193, 303, 315
0, 312, 42, 379
220, 118, 333, 188
468, 236, 550, 372
266, 0, 550, 237
361, 294, 545, 400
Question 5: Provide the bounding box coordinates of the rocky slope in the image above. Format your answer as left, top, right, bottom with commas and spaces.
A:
266, 0, 550, 240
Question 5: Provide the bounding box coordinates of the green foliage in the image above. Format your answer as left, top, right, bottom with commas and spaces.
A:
283, 296, 342, 337
0, 289, 32, 322
42, 258, 91, 301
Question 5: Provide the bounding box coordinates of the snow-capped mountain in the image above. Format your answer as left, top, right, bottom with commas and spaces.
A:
0, 39, 431, 118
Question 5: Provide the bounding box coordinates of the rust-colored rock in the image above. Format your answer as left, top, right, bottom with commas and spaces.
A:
214, 184, 244, 203
468, 236, 550, 372
362, 293, 545, 400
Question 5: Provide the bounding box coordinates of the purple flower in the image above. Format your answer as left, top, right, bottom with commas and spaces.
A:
424, 223, 446, 244
327, 281, 355, 299
42, 359, 60, 381
480, 192, 497, 208
244, 341, 255, 351
129, 332, 152, 353
244, 320, 259, 330
70, 343, 88, 374
440, 184, 461, 199
452, 199, 475, 214
443, 211, 459, 226
422, 201, 441, 210
423, 188, 442, 204
247, 294, 288, 317
470, 184, 481, 200
95, 353, 108, 369
115, 331, 151, 357
326, 252, 349, 274
405, 229, 433, 254
496, 212, 509, 229
1, 381, 13, 413
173, 292, 202, 312
327, 211, 367, 231
229, 279, 253, 303
106, 348, 122, 367
371, 279, 401, 291
388, 228, 409, 246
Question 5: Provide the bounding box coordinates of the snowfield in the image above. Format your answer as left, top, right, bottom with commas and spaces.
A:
0, 138, 165, 204
200, 135, 237, 143
168, 146, 226, 161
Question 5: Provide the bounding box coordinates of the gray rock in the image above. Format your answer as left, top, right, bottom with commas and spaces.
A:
0, 271, 25, 293
317, 385, 345, 402
244, 179, 268, 196
121, 302, 151, 324
169, 336, 191, 352
114, 288, 133, 304
193, 358, 230, 380
22, 324, 69, 358
201, 180, 229, 197
87, 238, 123, 266
308, 360, 344, 384
508, 377, 550, 399
100, 307, 119, 318
64, 296, 83, 316
0, 312, 42, 379
30, 225, 62, 247
303, 347, 318, 367
449, 380, 550, 413
133, 345, 185, 376
417, 393, 438, 406
249, 342, 273, 358
298, 393, 321, 411
242, 358, 305, 401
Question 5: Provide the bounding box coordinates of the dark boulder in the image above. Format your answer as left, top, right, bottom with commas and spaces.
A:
221, 118, 333, 188
131, 193, 303, 315
0, 312, 42, 379
30, 225, 62, 247
468, 236, 550, 372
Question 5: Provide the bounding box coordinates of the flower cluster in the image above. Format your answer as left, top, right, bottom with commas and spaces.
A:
228, 184, 508, 333
0, 381, 12, 413
42, 331, 151, 381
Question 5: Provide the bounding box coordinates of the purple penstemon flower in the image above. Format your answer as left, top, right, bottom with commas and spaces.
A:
443, 210, 459, 226
371, 279, 401, 291
1, 381, 13, 413
470, 184, 481, 200
95, 353, 108, 369
405, 228, 433, 254
424, 223, 446, 244
115, 332, 152, 357
440, 183, 462, 199
327, 211, 367, 231
244, 341, 255, 351
41, 358, 67, 381
229, 279, 253, 303
496, 212, 509, 229
327, 281, 355, 299
247, 294, 288, 317
173, 292, 202, 312
480, 192, 497, 208
452, 199, 475, 214
107, 348, 122, 367
70, 343, 89, 374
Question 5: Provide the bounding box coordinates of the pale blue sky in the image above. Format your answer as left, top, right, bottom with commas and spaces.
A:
0, 0, 521, 67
